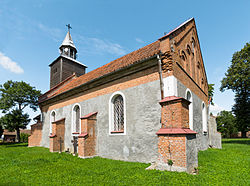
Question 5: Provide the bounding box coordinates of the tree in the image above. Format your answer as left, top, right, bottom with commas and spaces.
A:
0, 80, 41, 142
220, 43, 250, 137
208, 84, 215, 105
0, 122, 3, 139
216, 110, 237, 138
0, 110, 30, 142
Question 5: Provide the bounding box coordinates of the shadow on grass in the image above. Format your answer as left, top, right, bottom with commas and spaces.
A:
0, 142, 28, 147
223, 139, 250, 145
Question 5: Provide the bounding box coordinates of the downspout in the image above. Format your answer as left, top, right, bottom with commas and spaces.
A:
157, 54, 164, 100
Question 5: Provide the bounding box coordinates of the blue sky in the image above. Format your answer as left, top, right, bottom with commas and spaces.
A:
0, 0, 249, 126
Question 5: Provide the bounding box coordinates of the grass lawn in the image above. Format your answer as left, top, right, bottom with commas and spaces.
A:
0, 139, 249, 185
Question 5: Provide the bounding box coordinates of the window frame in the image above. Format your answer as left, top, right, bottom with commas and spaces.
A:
202, 102, 208, 133
109, 91, 126, 135
71, 103, 81, 136
185, 89, 193, 130
49, 110, 56, 135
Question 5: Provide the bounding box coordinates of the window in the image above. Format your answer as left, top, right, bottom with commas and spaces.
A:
186, 44, 191, 55
180, 50, 188, 71
50, 111, 56, 135
191, 37, 196, 54
186, 89, 193, 130
109, 92, 126, 135
72, 104, 81, 135
202, 102, 207, 132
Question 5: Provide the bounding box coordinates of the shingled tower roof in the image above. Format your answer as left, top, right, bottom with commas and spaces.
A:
60, 31, 76, 49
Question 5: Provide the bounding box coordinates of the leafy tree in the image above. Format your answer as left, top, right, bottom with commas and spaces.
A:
220, 43, 250, 137
0, 80, 41, 142
20, 133, 31, 143
0, 122, 3, 139
0, 110, 30, 142
208, 84, 215, 105
216, 110, 237, 138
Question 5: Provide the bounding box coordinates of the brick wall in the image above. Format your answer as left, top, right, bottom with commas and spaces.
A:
28, 122, 42, 147
156, 96, 197, 173
158, 135, 186, 168
161, 99, 189, 128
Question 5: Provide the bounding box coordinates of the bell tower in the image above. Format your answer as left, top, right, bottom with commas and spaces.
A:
49, 24, 87, 89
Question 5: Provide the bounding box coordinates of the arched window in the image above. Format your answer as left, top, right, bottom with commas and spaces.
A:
180, 50, 188, 71
50, 111, 56, 135
197, 61, 201, 86
109, 92, 126, 135
202, 102, 207, 132
186, 44, 192, 75
72, 104, 81, 134
186, 89, 193, 130
186, 44, 191, 55
191, 37, 196, 54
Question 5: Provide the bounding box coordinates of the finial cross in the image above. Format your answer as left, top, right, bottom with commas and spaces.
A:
66, 24, 72, 33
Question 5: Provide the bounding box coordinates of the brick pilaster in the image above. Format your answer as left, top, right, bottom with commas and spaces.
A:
78, 112, 97, 158
155, 96, 197, 173
49, 118, 65, 152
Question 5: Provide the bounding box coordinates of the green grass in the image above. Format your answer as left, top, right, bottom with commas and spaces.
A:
0, 139, 249, 185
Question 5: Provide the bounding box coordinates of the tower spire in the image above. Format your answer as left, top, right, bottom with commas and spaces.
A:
59, 24, 77, 59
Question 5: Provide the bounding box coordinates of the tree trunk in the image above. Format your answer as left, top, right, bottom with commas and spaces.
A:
16, 128, 20, 142
241, 131, 247, 138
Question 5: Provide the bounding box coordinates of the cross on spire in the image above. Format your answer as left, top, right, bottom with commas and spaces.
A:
66, 24, 72, 33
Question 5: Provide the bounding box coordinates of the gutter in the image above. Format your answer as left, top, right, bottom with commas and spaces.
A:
157, 54, 164, 100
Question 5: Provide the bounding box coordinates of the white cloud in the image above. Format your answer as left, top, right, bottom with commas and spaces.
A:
135, 38, 144, 44
77, 35, 126, 56
209, 103, 226, 116
90, 38, 126, 56
0, 52, 24, 74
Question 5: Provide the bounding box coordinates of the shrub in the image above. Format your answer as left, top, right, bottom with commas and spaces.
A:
20, 133, 30, 143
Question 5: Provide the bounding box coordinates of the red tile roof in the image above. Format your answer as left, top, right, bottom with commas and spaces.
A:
40, 40, 160, 102
81, 112, 98, 119
159, 96, 183, 103
156, 128, 197, 135
78, 133, 88, 138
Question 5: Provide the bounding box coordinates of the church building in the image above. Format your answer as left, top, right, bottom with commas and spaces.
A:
29, 18, 221, 173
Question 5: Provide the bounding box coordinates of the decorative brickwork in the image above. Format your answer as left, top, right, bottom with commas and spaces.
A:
78, 112, 97, 158
49, 118, 65, 152
28, 122, 42, 147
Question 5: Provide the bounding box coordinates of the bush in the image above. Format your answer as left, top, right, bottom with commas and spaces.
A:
20, 133, 30, 143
